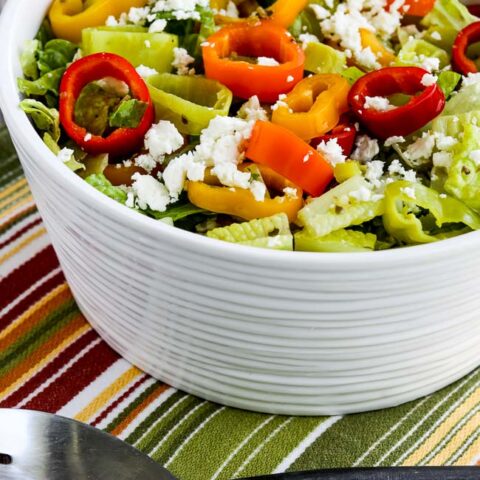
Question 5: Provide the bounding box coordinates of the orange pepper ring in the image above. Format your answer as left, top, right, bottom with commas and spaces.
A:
202, 21, 305, 103
272, 74, 350, 141
187, 164, 303, 222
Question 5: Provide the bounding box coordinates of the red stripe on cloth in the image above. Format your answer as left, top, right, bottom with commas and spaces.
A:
0, 246, 59, 310
0, 218, 42, 249
0, 271, 65, 331
92, 374, 149, 427
22, 338, 119, 413
0, 329, 98, 409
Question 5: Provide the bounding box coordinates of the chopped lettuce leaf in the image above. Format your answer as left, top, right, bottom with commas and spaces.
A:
78, 154, 109, 179
148, 201, 206, 222
304, 42, 346, 74
289, 8, 324, 41
436, 71, 461, 99
17, 67, 65, 100
295, 229, 376, 252
395, 38, 449, 70
109, 99, 148, 129
37, 39, 78, 76
421, 0, 478, 51
21, 40, 41, 80
19, 99, 61, 142
298, 176, 385, 237
207, 213, 293, 250
444, 124, 480, 211
43, 133, 85, 172
341, 66, 365, 85
85, 174, 128, 204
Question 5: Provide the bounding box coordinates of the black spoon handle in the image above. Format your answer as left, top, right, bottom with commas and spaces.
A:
240, 467, 480, 480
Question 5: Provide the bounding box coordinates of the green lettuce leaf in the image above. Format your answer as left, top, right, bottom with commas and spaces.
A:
295, 229, 376, 252
37, 39, 78, 76
444, 124, 480, 211
341, 66, 365, 85
21, 40, 41, 80
148, 201, 206, 222
421, 0, 478, 51
17, 67, 65, 100
109, 99, 148, 129
19, 99, 61, 142
85, 174, 128, 204
207, 213, 293, 250
436, 71, 462, 99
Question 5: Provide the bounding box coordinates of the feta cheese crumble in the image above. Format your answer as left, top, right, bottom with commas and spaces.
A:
421, 73, 437, 87
351, 135, 380, 163
57, 148, 74, 164
237, 96, 268, 122
364, 96, 394, 112
384, 136, 405, 147
131, 173, 171, 212
257, 57, 280, 66
316, 138, 346, 166
136, 64, 158, 79
149, 19, 167, 33
144, 121, 184, 163
172, 47, 195, 76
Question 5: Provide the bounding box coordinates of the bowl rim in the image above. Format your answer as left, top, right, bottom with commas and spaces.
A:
1, 0, 480, 270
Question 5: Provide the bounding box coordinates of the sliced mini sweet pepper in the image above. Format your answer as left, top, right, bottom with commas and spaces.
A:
268, 0, 309, 28
311, 117, 357, 157
246, 120, 334, 197
359, 28, 396, 67
383, 180, 480, 244
49, 0, 148, 43
202, 21, 305, 103
59, 53, 155, 156
271, 74, 350, 141
387, 0, 435, 17
146, 73, 233, 135
348, 66, 445, 139
187, 164, 304, 222
452, 21, 480, 75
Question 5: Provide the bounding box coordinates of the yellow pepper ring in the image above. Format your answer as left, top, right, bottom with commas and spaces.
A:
49, 0, 148, 43
271, 74, 350, 141
359, 28, 396, 67
187, 164, 304, 222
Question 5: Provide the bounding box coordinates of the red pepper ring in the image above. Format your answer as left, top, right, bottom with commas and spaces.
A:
452, 21, 480, 75
311, 120, 357, 157
59, 52, 155, 157
348, 66, 445, 140
202, 21, 305, 103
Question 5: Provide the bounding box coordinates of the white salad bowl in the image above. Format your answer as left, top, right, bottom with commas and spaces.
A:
2, 0, 480, 415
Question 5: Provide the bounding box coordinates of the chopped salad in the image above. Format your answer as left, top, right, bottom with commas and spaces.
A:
18, 0, 480, 252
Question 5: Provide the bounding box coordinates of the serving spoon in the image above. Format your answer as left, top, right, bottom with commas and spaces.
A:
0, 409, 479, 480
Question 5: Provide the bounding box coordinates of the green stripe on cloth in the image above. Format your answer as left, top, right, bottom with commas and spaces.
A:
0, 300, 78, 376
289, 369, 480, 472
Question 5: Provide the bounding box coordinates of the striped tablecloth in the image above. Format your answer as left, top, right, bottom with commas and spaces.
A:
1, 124, 480, 479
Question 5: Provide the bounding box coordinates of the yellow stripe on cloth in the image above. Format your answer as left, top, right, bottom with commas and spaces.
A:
75, 366, 143, 423
0, 283, 70, 343
0, 178, 27, 202
427, 410, 480, 465
0, 184, 30, 210
402, 385, 480, 466
1, 197, 34, 222
0, 322, 90, 402
0, 227, 46, 264
456, 434, 480, 465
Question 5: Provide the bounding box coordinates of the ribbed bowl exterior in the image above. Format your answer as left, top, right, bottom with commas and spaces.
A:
2, 0, 480, 415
